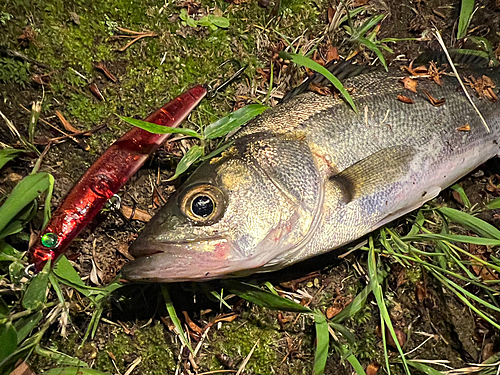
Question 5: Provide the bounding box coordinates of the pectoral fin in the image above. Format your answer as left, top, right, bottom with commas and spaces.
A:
330, 145, 417, 203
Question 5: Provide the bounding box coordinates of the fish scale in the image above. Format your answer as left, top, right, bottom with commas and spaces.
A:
123, 66, 500, 282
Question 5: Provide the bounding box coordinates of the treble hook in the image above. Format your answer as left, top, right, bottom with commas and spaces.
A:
206, 60, 248, 99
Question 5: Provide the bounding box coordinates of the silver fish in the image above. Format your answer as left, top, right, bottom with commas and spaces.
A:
122, 64, 500, 282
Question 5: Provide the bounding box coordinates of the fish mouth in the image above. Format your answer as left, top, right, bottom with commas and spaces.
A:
122, 237, 256, 282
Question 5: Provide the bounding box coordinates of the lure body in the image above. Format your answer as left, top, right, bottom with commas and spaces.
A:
30, 85, 207, 270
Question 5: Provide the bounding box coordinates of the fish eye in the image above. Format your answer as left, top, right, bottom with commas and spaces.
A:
180, 184, 225, 223
191, 195, 214, 218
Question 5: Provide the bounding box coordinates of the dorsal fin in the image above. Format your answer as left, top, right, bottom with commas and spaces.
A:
282, 59, 376, 102
414, 49, 493, 67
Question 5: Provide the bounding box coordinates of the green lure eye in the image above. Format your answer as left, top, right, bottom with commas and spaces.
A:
41, 233, 58, 248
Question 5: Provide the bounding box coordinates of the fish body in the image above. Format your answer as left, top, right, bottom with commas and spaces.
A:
122, 66, 500, 282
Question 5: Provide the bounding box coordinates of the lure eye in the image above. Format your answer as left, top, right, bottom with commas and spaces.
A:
191, 195, 214, 218
181, 184, 225, 223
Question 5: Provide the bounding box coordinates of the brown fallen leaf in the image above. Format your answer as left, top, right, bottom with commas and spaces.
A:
327, 6, 336, 23
423, 89, 445, 107
213, 313, 239, 324
397, 94, 414, 104
375, 325, 407, 349
326, 295, 353, 319
366, 363, 381, 375
55, 110, 79, 133
487, 174, 500, 196
89, 83, 104, 100
117, 243, 134, 260
415, 281, 427, 304
18, 26, 36, 48
326, 44, 340, 62
402, 61, 428, 76
457, 123, 470, 131
312, 50, 325, 66
182, 311, 203, 335
400, 77, 417, 93
120, 205, 152, 222
309, 82, 331, 96
464, 75, 498, 102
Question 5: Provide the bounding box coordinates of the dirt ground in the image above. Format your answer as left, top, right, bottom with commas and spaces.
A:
1, 0, 500, 373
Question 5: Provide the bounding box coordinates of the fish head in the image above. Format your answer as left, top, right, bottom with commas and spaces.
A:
122, 141, 319, 282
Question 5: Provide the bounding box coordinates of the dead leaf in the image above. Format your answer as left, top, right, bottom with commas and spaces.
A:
457, 123, 470, 131
160, 316, 176, 332
326, 295, 353, 319
402, 61, 428, 76
120, 205, 152, 222
396, 269, 406, 289
182, 311, 203, 335
213, 313, 239, 324
464, 75, 498, 102
423, 89, 445, 107
309, 82, 331, 96
326, 44, 340, 63
400, 77, 417, 93
452, 190, 465, 206
327, 6, 336, 23
55, 110, 79, 133
117, 243, 135, 260
18, 26, 36, 48
487, 175, 500, 196
89, 83, 104, 100
482, 343, 495, 362
397, 94, 414, 104
376, 326, 407, 349
366, 363, 381, 375
415, 281, 427, 304
312, 50, 325, 66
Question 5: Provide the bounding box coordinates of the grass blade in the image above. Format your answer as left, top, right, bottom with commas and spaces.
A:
407, 360, 443, 375
222, 280, 313, 313
402, 233, 500, 246
485, 197, 500, 210
457, 0, 474, 39
355, 36, 388, 71
279, 52, 357, 113
22, 260, 51, 310
438, 207, 500, 240
161, 284, 193, 352
0, 149, 25, 171
203, 104, 268, 140
313, 311, 329, 375
167, 145, 204, 181
0, 172, 52, 234
368, 238, 410, 375
450, 184, 471, 210
330, 284, 370, 324
118, 115, 201, 138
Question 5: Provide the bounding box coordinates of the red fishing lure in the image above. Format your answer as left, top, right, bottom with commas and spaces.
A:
29, 85, 207, 271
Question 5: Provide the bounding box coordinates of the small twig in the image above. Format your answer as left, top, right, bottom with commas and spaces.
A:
124, 356, 141, 375
118, 33, 158, 52
433, 29, 490, 133
236, 339, 260, 375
